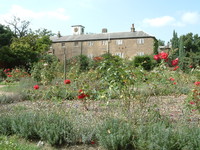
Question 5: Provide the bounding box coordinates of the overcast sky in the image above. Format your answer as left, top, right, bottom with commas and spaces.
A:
0, 0, 200, 43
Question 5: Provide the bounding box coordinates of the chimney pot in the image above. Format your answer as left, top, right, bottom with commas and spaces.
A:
131, 24, 135, 32
102, 28, 108, 33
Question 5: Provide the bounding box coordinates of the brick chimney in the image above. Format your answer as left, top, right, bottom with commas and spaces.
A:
131, 24, 135, 32
102, 28, 108, 33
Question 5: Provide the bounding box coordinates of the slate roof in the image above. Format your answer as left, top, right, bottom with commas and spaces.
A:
51, 31, 155, 43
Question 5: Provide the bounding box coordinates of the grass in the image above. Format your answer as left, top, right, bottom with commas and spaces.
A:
0, 135, 41, 150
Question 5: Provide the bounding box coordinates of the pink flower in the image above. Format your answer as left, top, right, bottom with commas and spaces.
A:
171, 58, 178, 66
64, 79, 71, 84
33, 85, 39, 90
173, 82, 177, 85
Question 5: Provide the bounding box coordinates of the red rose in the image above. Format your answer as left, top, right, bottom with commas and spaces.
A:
7, 75, 12, 77
189, 101, 195, 105
64, 79, 71, 84
77, 89, 89, 99
169, 77, 175, 81
159, 52, 168, 60
78, 93, 86, 99
194, 81, 200, 86
33, 85, 39, 90
91, 141, 95, 144
173, 66, 179, 71
171, 58, 178, 66
153, 54, 160, 60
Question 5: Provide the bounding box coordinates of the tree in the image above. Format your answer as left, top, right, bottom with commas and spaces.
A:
153, 38, 159, 54
179, 36, 185, 69
6, 16, 31, 38
182, 33, 200, 53
0, 24, 14, 47
158, 39, 165, 46
171, 30, 179, 50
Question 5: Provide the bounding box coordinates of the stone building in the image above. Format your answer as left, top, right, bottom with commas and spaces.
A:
50, 24, 156, 60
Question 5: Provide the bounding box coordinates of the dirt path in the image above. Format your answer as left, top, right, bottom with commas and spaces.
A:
0, 85, 15, 96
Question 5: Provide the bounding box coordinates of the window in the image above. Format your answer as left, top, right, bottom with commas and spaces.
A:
102, 40, 108, 45
137, 52, 144, 56
88, 41, 94, 46
61, 43, 65, 47
115, 52, 124, 58
116, 40, 123, 45
88, 54, 93, 58
137, 39, 144, 44
74, 42, 79, 46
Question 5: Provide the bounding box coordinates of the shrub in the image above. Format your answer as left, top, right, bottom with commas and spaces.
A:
0, 115, 14, 135
132, 55, 154, 70
31, 54, 61, 85
37, 113, 75, 146
135, 122, 181, 150
135, 123, 200, 150
0, 112, 76, 146
96, 118, 135, 150
67, 55, 91, 73
0, 94, 26, 104
0, 69, 6, 81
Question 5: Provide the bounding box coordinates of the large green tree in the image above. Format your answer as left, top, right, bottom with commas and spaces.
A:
182, 33, 200, 53
171, 30, 179, 50
0, 24, 14, 47
0, 17, 53, 69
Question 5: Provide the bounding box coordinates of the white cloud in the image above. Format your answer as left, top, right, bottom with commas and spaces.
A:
143, 16, 175, 27
0, 5, 70, 24
181, 12, 200, 24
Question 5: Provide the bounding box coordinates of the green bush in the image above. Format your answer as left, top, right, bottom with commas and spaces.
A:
0, 115, 14, 135
136, 123, 181, 150
0, 69, 6, 81
0, 94, 26, 104
97, 118, 135, 150
67, 55, 91, 74
135, 122, 200, 150
0, 112, 76, 146
31, 54, 61, 85
133, 55, 154, 70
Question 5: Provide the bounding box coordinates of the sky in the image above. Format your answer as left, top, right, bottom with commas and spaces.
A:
0, 0, 200, 44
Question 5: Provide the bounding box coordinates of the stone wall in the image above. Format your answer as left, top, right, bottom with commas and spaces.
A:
51, 37, 154, 61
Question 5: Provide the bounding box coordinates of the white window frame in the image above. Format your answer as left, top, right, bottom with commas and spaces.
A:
137, 39, 144, 44
116, 40, 123, 45
115, 52, 124, 58
88, 54, 93, 58
137, 52, 144, 56
88, 41, 94, 46
102, 40, 108, 45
